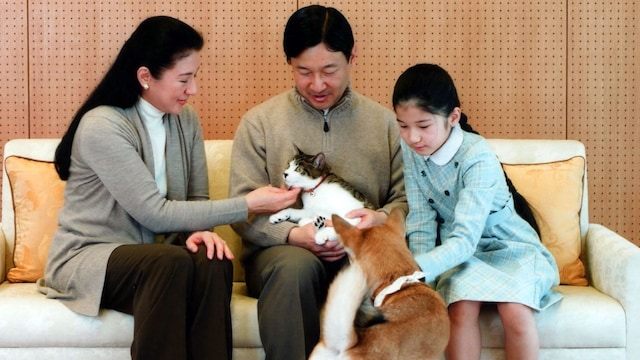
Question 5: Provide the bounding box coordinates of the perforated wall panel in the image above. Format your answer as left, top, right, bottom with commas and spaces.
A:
0, 1, 29, 146
0, 1, 637, 245
568, 0, 639, 242
310, 1, 567, 138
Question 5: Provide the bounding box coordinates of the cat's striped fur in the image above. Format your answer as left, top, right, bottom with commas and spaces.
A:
269, 150, 374, 244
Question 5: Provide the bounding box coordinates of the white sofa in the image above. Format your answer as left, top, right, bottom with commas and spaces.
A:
0, 138, 638, 360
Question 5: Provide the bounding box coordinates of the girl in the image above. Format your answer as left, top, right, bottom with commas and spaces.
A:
38, 16, 299, 360
392, 63, 562, 360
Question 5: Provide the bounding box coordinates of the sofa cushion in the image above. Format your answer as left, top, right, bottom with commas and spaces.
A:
4, 156, 65, 283
479, 285, 625, 348
0, 282, 133, 347
230, 283, 262, 348
502, 157, 587, 285
0, 281, 264, 350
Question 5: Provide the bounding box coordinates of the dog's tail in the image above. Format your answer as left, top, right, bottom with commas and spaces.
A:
319, 262, 369, 354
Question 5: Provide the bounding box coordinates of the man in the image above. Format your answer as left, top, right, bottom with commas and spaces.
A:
229, 5, 407, 359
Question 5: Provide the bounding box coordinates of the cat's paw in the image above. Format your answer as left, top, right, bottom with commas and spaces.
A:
315, 227, 338, 245
269, 211, 290, 224
313, 215, 326, 230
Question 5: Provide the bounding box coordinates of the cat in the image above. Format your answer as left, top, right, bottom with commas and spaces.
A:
269, 150, 374, 245
309, 208, 450, 360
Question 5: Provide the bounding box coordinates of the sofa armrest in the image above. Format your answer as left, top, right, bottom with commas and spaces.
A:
585, 223, 640, 359
0, 225, 6, 282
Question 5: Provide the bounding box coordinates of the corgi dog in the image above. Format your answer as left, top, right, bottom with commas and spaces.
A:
310, 208, 450, 360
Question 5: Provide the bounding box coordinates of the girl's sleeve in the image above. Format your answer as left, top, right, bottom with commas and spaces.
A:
414, 151, 499, 283
402, 144, 438, 255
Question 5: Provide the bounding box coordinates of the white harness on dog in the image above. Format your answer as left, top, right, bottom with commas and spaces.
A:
373, 271, 427, 307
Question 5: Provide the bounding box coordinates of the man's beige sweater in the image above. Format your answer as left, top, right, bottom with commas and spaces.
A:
229, 87, 407, 260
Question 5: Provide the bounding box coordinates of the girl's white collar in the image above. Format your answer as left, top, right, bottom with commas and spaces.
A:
424, 124, 463, 166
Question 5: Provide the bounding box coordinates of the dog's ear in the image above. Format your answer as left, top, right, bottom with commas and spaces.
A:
385, 208, 406, 235
331, 213, 353, 234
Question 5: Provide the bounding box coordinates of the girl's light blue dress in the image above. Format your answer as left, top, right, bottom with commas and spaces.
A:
403, 125, 562, 310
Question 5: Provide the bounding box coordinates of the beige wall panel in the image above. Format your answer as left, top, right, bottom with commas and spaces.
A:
568, 0, 639, 245
28, 1, 295, 139
0, 1, 637, 245
0, 1, 29, 204
302, 1, 566, 138
0, 1, 29, 145
197, 1, 295, 137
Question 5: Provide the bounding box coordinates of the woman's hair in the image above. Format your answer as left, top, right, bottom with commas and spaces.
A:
283, 5, 354, 62
54, 15, 204, 180
393, 63, 540, 236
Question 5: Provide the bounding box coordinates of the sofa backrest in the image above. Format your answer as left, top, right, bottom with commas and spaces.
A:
1, 138, 589, 285
202, 140, 245, 281
0, 139, 243, 281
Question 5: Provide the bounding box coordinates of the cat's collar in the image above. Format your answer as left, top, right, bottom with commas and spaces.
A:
304, 173, 330, 195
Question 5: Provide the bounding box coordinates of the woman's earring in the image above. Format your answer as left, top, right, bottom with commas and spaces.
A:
142, 84, 149, 90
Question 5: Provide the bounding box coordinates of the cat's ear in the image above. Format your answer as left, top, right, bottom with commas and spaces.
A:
294, 145, 303, 155
312, 153, 326, 170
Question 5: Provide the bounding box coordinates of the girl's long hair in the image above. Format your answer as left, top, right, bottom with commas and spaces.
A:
393, 63, 540, 236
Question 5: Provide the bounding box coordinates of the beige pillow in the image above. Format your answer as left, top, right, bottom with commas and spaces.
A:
502, 156, 588, 286
4, 156, 65, 283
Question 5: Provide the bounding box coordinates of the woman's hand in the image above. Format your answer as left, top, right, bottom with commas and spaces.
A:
245, 184, 300, 215
185, 231, 234, 260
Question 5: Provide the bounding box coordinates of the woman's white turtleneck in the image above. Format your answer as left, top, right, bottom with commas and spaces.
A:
138, 98, 167, 197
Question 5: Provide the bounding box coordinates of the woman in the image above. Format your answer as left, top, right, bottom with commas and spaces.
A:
392, 63, 562, 359
37, 16, 299, 360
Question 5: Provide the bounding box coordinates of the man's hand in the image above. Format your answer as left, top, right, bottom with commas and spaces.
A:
287, 222, 345, 262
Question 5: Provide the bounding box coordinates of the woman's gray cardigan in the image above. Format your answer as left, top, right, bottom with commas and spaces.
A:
38, 104, 247, 316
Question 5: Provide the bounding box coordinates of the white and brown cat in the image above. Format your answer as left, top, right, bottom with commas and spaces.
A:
269, 150, 374, 245
309, 208, 450, 360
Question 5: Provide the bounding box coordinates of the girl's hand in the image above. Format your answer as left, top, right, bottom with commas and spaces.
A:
185, 231, 234, 260
345, 208, 388, 229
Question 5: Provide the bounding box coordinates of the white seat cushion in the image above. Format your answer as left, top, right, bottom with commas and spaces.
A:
479, 285, 625, 348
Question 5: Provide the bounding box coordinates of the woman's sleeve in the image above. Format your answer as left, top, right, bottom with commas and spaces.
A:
186, 118, 210, 201
77, 112, 247, 233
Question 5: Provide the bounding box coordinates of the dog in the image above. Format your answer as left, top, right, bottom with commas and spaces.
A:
309, 208, 450, 360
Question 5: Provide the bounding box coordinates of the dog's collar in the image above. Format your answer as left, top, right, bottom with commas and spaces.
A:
373, 271, 426, 307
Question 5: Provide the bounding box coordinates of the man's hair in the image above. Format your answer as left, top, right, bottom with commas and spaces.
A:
283, 5, 354, 62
